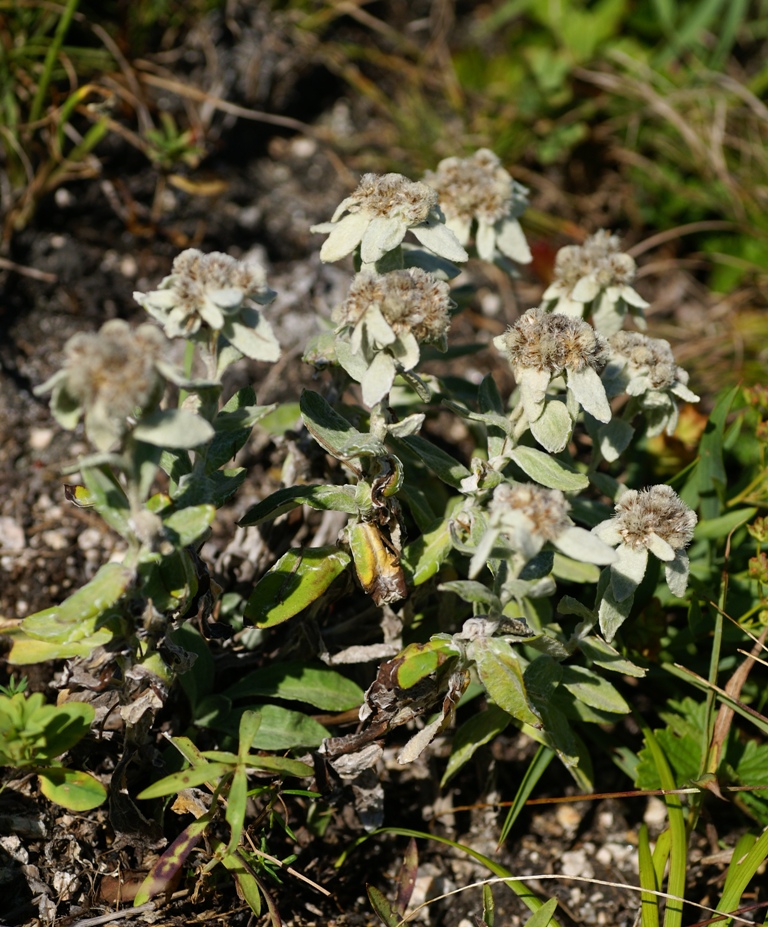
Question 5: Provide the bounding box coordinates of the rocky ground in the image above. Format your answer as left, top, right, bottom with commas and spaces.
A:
0, 6, 762, 926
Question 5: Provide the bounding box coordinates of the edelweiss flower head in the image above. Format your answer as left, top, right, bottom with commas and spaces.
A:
332, 268, 453, 407
423, 149, 531, 264
593, 484, 697, 600
493, 308, 611, 430
35, 320, 167, 451
311, 172, 468, 267
335, 268, 452, 345
604, 332, 700, 436
485, 482, 616, 563
134, 249, 279, 365
542, 231, 648, 335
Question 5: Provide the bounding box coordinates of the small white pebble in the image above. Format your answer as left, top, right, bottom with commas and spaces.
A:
29, 427, 54, 451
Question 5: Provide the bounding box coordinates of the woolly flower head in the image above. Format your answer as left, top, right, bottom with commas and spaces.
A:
594, 484, 697, 598
134, 249, 279, 363
35, 320, 167, 451
604, 331, 700, 436
543, 231, 648, 335
423, 149, 531, 264
334, 268, 452, 345
473, 481, 616, 568
311, 172, 468, 267
332, 268, 453, 408
494, 309, 611, 438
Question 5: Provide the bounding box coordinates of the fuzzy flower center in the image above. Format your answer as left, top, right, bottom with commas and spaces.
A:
424, 149, 519, 225
609, 332, 682, 389
612, 485, 697, 550
170, 249, 268, 318
499, 308, 608, 374
65, 320, 165, 418
335, 269, 452, 343
553, 231, 636, 293
347, 173, 437, 224
491, 483, 572, 540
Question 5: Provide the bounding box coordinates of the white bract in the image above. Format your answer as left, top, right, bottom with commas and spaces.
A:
592, 485, 697, 640
542, 231, 648, 335
311, 172, 468, 267
423, 149, 531, 265
603, 331, 700, 436
134, 249, 279, 362
469, 482, 616, 576
493, 308, 611, 452
333, 268, 453, 406
35, 320, 167, 451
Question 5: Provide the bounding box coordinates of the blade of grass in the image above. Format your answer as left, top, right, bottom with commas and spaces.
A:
29, 0, 80, 124
498, 744, 554, 845
715, 827, 768, 924
636, 717, 687, 927
638, 823, 660, 927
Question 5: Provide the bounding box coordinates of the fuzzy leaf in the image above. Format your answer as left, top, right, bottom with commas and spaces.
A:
163, 504, 216, 547
133, 409, 215, 448
509, 446, 588, 491
529, 400, 572, 454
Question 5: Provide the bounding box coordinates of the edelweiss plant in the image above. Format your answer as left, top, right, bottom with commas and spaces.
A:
7, 148, 718, 922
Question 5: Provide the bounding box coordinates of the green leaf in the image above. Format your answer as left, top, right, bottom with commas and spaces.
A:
163, 504, 216, 547
206, 387, 276, 472
137, 763, 232, 799
217, 848, 262, 916
225, 705, 329, 750
559, 665, 630, 714
239, 485, 359, 527
224, 663, 363, 711
402, 519, 453, 585
256, 402, 302, 435
551, 553, 600, 583
529, 400, 572, 454
471, 638, 541, 728
509, 446, 588, 491
442, 704, 511, 786
133, 409, 215, 448
300, 389, 383, 461
524, 897, 559, 927
439, 580, 502, 611
393, 434, 471, 488
37, 766, 107, 811
80, 466, 131, 537
19, 562, 133, 642
577, 635, 646, 678
238, 709, 262, 757
244, 546, 351, 627
37, 702, 96, 760
367, 885, 400, 927
693, 507, 757, 540
226, 766, 248, 852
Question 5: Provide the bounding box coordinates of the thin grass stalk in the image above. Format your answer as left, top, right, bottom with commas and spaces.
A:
29, 0, 80, 125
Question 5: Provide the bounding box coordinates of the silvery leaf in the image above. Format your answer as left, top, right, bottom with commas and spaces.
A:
568, 366, 611, 423
475, 220, 496, 262
529, 399, 572, 453
319, 212, 368, 262
610, 544, 648, 601
412, 215, 469, 263
665, 550, 690, 597
361, 215, 405, 264
361, 352, 397, 407
495, 216, 532, 263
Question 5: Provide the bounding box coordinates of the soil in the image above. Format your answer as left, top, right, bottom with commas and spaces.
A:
0, 5, 762, 927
